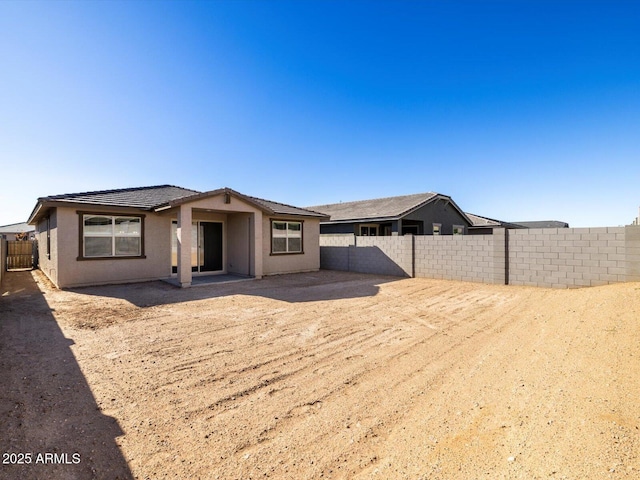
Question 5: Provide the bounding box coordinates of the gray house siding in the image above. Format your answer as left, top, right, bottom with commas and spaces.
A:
401, 199, 471, 235
319, 203, 470, 236
320, 223, 359, 234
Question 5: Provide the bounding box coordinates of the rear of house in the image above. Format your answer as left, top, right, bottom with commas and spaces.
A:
28, 185, 327, 288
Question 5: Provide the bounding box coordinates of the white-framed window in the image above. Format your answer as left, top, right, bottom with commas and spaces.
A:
453, 225, 465, 235
271, 220, 303, 254
81, 214, 143, 258
432, 223, 441, 235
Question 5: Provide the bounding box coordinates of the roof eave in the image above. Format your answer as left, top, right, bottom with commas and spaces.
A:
27, 201, 46, 225
28, 199, 154, 224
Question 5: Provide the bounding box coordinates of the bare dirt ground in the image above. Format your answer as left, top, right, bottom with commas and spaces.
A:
1, 270, 639, 480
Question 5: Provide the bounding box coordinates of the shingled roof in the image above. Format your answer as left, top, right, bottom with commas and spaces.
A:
40, 185, 199, 209
28, 185, 326, 224
0, 222, 35, 234
511, 220, 569, 229
465, 214, 569, 230
247, 195, 328, 218
307, 192, 444, 223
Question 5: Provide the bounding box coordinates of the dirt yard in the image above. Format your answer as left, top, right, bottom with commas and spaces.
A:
1, 270, 638, 479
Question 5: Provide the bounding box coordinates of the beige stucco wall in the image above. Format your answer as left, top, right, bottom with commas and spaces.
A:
36, 210, 59, 286
51, 206, 172, 288
262, 217, 321, 275
227, 213, 253, 276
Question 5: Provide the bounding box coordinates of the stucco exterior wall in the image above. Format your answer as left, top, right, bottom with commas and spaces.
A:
36, 210, 59, 286
227, 213, 252, 276
179, 195, 262, 214
262, 217, 321, 275
53, 206, 172, 288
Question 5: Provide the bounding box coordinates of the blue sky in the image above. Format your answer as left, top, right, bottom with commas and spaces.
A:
1, 0, 639, 227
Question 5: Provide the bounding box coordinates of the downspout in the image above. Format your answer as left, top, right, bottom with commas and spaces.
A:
248, 216, 252, 277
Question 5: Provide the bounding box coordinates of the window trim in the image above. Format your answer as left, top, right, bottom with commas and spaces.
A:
77, 211, 146, 261
270, 219, 304, 255
432, 223, 441, 235
453, 225, 465, 235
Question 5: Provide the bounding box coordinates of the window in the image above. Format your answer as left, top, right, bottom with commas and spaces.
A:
402, 225, 419, 235
359, 225, 378, 236
432, 223, 441, 235
453, 225, 465, 235
271, 220, 303, 254
81, 214, 143, 258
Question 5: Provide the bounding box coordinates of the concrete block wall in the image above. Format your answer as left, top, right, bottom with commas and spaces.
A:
319, 234, 412, 276
624, 226, 640, 282
350, 235, 412, 277
319, 234, 354, 271
414, 233, 503, 284
320, 225, 640, 288
508, 227, 630, 288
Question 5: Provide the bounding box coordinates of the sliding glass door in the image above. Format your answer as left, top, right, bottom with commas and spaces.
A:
171, 221, 223, 274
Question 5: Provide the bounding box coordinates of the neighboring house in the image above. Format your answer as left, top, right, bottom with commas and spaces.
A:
511, 220, 569, 229
466, 214, 569, 234
307, 192, 472, 236
27, 185, 328, 288
0, 222, 35, 240
465, 213, 523, 235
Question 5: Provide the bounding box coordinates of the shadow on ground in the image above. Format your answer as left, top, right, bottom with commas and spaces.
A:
63, 270, 403, 308
0, 272, 133, 480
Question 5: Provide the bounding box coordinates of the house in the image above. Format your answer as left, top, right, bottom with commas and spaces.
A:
27, 185, 328, 288
465, 213, 524, 235
307, 192, 472, 236
466, 214, 569, 234
0, 222, 35, 240
510, 220, 569, 229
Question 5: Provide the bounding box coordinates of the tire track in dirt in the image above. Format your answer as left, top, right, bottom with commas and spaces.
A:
25, 272, 640, 479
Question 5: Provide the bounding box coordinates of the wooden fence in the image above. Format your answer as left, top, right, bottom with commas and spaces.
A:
6, 240, 36, 270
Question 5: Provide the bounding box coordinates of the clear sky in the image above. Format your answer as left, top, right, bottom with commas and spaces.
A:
1, 0, 639, 227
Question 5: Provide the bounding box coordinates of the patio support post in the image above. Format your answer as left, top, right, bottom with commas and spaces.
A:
252, 212, 263, 279
177, 204, 192, 287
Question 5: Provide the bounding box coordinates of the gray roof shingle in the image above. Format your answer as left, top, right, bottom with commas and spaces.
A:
307, 192, 439, 222
512, 220, 569, 229
41, 185, 200, 209
465, 213, 503, 226
247, 195, 328, 218
29, 185, 327, 222
0, 222, 35, 233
